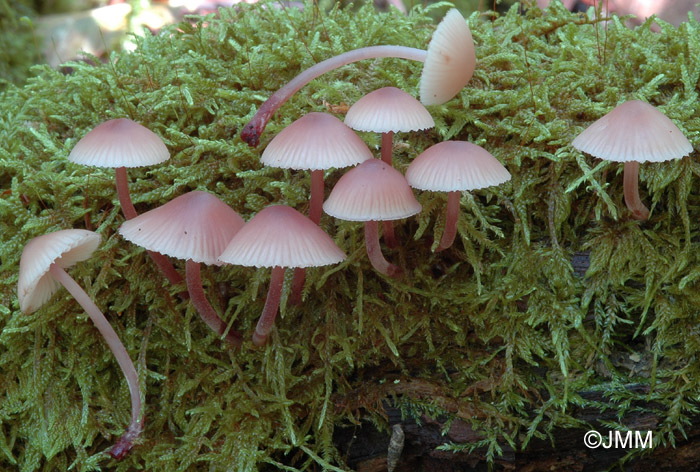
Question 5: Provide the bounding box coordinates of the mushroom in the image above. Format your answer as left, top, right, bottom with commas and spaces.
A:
119, 191, 245, 346
344, 86, 434, 248
261, 112, 372, 304
241, 8, 475, 147
405, 141, 511, 252
218, 205, 346, 346
571, 100, 693, 220
18, 229, 142, 459
68, 118, 184, 287
323, 159, 421, 278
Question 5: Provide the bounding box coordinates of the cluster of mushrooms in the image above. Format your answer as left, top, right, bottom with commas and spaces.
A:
15, 7, 694, 460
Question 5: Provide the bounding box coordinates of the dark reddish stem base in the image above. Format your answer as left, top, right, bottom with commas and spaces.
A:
252, 266, 286, 346
365, 220, 402, 278
108, 420, 144, 459
436, 191, 461, 252
623, 161, 650, 221
186, 260, 242, 347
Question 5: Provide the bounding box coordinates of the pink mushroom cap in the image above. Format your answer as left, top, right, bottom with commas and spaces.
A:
406, 141, 511, 192
419, 9, 476, 106
119, 191, 245, 266
261, 112, 373, 170
68, 118, 170, 168
571, 100, 693, 163
323, 159, 422, 221
344, 87, 434, 133
18, 229, 101, 314
218, 205, 346, 268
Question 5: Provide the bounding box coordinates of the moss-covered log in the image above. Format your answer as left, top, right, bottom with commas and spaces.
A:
1, 1, 700, 470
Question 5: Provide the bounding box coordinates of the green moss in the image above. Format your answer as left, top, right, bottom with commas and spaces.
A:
1, 1, 700, 470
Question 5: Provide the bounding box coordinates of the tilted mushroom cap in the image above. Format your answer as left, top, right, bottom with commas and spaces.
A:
406, 141, 511, 192
572, 100, 693, 163
68, 118, 170, 168
323, 158, 422, 221
119, 191, 245, 266
344, 87, 434, 133
18, 229, 101, 314
218, 205, 346, 268
419, 9, 477, 106
261, 112, 373, 170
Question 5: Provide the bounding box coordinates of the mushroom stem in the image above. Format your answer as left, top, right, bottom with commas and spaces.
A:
289, 170, 325, 305
185, 260, 242, 347
379, 133, 398, 249
623, 161, 649, 221
365, 220, 402, 278
252, 266, 286, 347
436, 191, 461, 252
115, 167, 186, 288
241, 46, 427, 147
48, 263, 142, 459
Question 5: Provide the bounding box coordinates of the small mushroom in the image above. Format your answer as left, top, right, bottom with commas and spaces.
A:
323, 159, 421, 278
572, 100, 693, 221
241, 8, 475, 147
406, 141, 511, 252
119, 191, 245, 346
18, 229, 142, 459
345, 86, 434, 248
68, 118, 184, 286
218, 205, 346, 347
261, 112, 371, 304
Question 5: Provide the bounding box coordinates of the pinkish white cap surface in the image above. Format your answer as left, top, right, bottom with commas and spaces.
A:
218, 205, 346, 268
344, 87, 434, 133
18, 229, 101, 314
68, 118, 170, 168
119, 191, 245, 266
261, 113, 373, 170
323, 159, 422, 221
406, 141, 511, 192
420, 9, 476, 106
572, 100, 693, 163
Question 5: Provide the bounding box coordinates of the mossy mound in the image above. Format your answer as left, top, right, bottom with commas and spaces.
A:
1, 1, 699, 470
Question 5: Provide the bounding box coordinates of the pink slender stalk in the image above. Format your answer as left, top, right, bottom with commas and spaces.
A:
48, 264, 142, 459
623, 161, 649, 221
290, 170, 325, 305
380, 132, 398, 248
241, 46, 427, 147
252, 266, 286, 347
185, 260, 243, 347
436, 191, 461, 252
364, 220, 402, 278
115, 167, 185, 289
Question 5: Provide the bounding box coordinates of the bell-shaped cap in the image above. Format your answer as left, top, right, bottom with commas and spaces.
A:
323, 159, 422, 221
218, 205, 346, 268
406, 141, 511, 192
119, 191, 245, 266
572, 100, 693, 163
261, 112, 372, 170
18, 229, 101, 314
68, 118, 170, 168
420, 9, 476, 106
344, 87, 434, 133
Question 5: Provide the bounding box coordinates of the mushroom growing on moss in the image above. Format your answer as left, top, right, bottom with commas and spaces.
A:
18, 229, 142, 459
261, 112, 371, 304
323, 159, 421, 278
241, 8, 475, 147
406, 141, 511, 252
218, 205, 346, 346
119, 191, 245, 346
68, 118, 184, 287
571, 100, 693, 221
